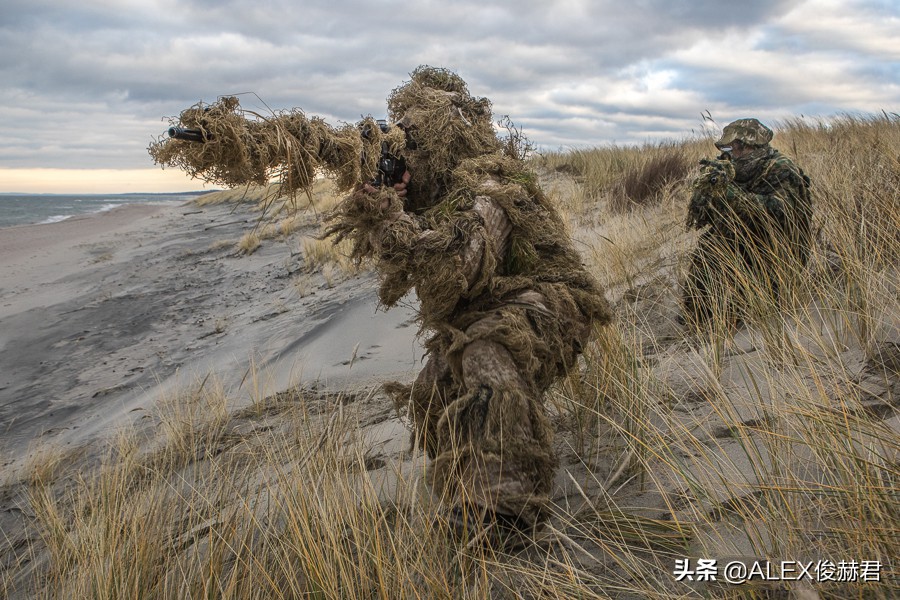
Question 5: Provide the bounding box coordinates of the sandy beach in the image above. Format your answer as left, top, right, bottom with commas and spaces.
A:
0, 200, 421, 472
1, 147, 897, 596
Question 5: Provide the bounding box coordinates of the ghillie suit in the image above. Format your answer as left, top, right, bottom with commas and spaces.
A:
684, 118, 813, 327
149, 66, 613, 532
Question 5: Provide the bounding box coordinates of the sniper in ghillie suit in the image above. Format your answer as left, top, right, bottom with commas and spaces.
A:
149, 66, 613, 542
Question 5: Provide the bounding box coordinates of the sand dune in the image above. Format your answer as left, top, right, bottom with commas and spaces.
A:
0, 201, 422, 473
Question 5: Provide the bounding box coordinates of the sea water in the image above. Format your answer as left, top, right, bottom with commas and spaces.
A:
0, 192, 207, 229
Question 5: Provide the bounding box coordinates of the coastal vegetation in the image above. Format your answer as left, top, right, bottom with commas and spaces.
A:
4, 113, 898, 598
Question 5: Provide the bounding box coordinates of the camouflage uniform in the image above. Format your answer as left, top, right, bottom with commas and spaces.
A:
377, 175, 610, 529
684, 118, 813, 326
330, 68, 613, 530
149, 66, 613, 533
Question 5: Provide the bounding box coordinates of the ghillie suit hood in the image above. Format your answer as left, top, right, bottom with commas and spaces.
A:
385, 66, 501, 212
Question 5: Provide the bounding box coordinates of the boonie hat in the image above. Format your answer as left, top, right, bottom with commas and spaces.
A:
715, 118, 774, 149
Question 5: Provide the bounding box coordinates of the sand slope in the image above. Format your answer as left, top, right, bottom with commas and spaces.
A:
0, 202, 422, 472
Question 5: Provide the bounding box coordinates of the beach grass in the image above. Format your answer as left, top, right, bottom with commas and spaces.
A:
4, 113, 898, 598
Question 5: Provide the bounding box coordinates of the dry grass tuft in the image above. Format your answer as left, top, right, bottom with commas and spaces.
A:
615, 145, 693, 212
237, 231, 260, 255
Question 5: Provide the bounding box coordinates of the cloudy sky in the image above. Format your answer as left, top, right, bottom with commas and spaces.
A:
1, 0, 898, 193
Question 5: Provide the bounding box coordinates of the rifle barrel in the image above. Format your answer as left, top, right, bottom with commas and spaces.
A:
168, 127, 209, 142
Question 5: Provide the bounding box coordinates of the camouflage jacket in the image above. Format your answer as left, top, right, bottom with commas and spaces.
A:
687, 148, 812, 263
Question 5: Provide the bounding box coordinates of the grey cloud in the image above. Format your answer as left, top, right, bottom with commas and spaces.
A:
1, 0, 898, 173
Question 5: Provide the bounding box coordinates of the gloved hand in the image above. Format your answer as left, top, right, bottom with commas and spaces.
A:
686, 159, 735, 229
692, 159, 735, 193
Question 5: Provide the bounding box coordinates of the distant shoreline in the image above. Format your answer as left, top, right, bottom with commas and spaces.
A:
0, 190, 217, 196
0, 191, 217, 229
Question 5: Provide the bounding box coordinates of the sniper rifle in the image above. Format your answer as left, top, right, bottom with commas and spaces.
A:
166, 119, 407, 188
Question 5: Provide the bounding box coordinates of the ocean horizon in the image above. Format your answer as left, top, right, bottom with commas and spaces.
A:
0, 191, 211, 229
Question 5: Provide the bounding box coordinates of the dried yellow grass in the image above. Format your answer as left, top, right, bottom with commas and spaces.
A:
7, 112, 897, 599
237, 231, 260, 255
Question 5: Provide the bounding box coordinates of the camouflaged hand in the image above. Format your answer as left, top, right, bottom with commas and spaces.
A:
686, 159, 735, 229
695, 158, 735, 190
